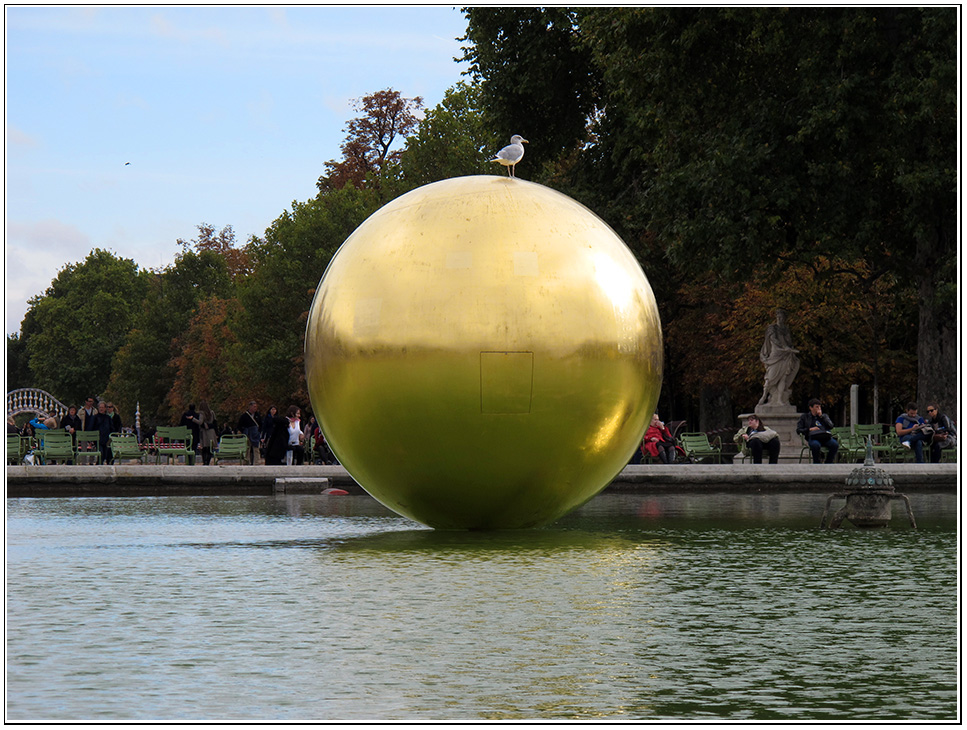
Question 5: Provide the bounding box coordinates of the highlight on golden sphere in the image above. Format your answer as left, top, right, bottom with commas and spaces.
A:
305, 175, 662, 529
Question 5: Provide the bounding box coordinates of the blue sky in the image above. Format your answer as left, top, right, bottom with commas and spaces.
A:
5, 5, 470, 335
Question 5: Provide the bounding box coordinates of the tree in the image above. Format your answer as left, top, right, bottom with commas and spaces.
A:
459, 7, 600, 176
464, 7, 955, 420
104, 230, 235, 426
5, 333, 32, 392
575, 7, 956, 416
317, 89, 424, 193
233, 185, 382, 407
179, 223, 250, 281
167, 296, 241, 422
398, 82, 498, 188
666, 262, 917, 427
20, 249, 148, 406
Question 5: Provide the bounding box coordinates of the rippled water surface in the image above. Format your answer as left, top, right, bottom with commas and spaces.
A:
6, 491, 958, 721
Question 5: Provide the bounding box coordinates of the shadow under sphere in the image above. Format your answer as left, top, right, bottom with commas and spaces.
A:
305, 175, 663, 529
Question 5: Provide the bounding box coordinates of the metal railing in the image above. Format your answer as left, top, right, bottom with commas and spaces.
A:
6, 388, 70, 420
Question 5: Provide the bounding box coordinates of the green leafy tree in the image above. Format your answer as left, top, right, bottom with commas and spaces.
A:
5, 332, 32, 393
459, 7, 600, 176
234, 185, 381, 407
576, 7, 956, 415
398, 82, 498, 188
463, 7, 956, 420
21, 249, 149, 406
104, 228, 235, 426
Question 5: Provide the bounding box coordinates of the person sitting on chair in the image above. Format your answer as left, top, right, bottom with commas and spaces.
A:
641, 414, 678, 464
734, 415, 781, 464
797, 399, 839, 464
895, 402, 928, 464
924, 403, 957, 463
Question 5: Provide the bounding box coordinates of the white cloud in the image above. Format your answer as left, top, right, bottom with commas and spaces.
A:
5, 219, 93, 334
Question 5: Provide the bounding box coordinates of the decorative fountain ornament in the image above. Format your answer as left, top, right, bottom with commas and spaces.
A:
820, 437, 917, 529
304, 175, 663, 529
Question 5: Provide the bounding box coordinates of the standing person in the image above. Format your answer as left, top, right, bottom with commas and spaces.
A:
88, 401, 115, 465
237, 401, 262, 465
80, 397, 97, 431
286, 405, 305, 465
191, 401, 218, 466
105, 402, 122, 434
181, 404, 200, 461
924, 403, 957, 463
734, 414, 781, 464
797, 399, 839, 464
259, 405, 278, 462
895, 402, 928, 463
61, 405, 83, 440
263, 407, 290, 466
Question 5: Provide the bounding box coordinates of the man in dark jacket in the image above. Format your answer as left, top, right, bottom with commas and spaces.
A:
180, 404, 200, 460
237, 401, 262, 465
796, 399, 839, 464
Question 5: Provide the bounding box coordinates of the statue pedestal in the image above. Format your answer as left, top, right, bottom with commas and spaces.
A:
738, 405, 803, 462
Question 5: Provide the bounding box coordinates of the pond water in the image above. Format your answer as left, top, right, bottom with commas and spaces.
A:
5, 491, 958, 722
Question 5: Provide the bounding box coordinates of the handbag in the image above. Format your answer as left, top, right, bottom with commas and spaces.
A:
932, 432, 947, 443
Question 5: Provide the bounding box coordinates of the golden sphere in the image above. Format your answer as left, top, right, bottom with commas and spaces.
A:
305, 176, 662, 529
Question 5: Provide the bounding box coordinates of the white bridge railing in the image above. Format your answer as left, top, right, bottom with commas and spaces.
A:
6, 388, 70, 420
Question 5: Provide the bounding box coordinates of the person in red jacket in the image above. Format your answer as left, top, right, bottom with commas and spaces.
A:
641, 414, 678, 464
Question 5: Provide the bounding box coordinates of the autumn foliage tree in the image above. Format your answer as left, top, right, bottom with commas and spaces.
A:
317, 88, 424, 192
166, 297, 242, 419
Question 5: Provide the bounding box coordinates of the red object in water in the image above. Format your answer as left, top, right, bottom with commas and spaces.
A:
322, 488, 349, 496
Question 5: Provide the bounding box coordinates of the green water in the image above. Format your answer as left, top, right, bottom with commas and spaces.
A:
5, 492, 958, 721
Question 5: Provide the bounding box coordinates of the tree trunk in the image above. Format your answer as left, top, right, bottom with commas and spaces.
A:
916, 225, 957, 420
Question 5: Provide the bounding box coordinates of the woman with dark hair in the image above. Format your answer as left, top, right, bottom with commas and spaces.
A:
924, 403, 957, 463
191, 400, 218, 465
734, 414, 781, 464
61, 405, 83, 441
260, 405, 278, 460
264, 405, 298, 466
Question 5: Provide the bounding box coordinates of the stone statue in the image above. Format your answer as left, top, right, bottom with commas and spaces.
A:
756, 308, 800, 407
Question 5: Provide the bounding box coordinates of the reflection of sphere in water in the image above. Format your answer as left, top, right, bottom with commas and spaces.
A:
305, 176, 663, 529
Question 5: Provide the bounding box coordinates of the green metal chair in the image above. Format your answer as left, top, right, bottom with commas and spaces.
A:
212, 434, 249, 465
7, 434, 25, 465
74, 430, 102, 464
36, 430, 77, 465
830, 427, 861, 463
154, 426, 195, 465
799, 431, 840, 463
884, 432, 916, 462
110, 432, 146, 465
852, 425, 893, 463
679, 432, 722, 464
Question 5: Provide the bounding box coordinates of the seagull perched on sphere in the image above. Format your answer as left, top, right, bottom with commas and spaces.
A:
491, 134, 528, 178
